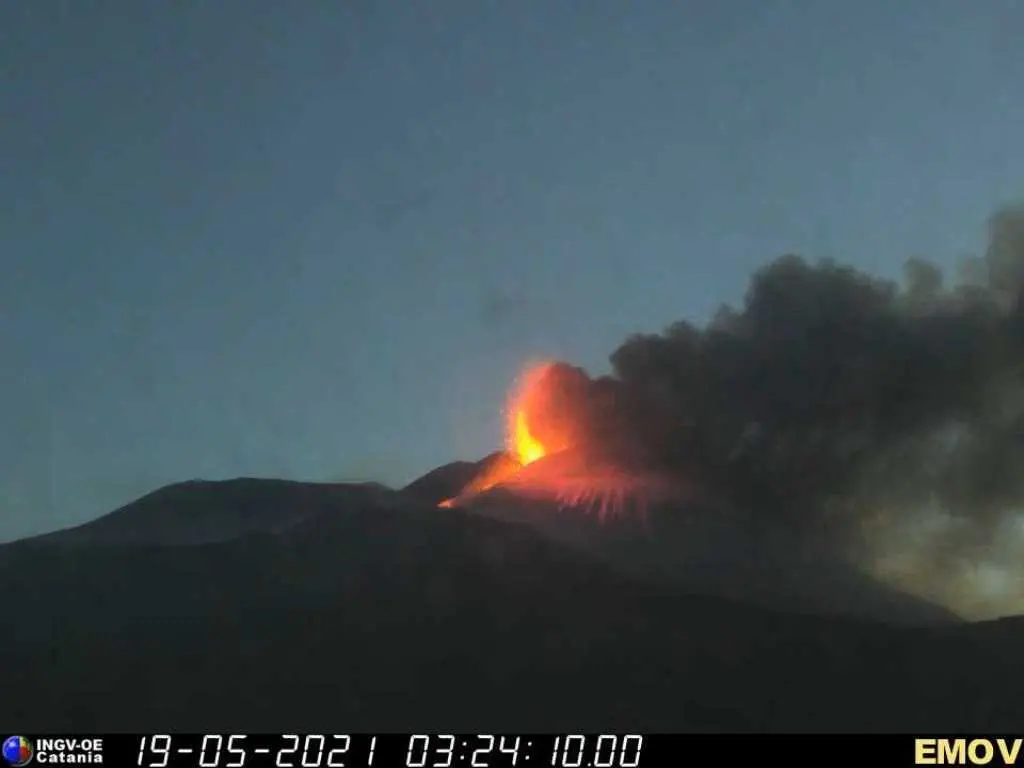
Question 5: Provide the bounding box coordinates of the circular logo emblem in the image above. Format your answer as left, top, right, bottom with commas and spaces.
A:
1, 736, 33, 767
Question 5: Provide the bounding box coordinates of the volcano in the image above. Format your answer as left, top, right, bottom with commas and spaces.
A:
431, 362, 678, 510
409, 363, 955, 625
406, 447, 956, 626
5, 362, 1024, 731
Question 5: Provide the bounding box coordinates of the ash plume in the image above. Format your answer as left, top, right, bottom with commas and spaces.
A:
547, 205, 1024, 618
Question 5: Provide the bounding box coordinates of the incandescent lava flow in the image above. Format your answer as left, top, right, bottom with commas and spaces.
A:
439, 362, 566, 506
439, 361, 686, 519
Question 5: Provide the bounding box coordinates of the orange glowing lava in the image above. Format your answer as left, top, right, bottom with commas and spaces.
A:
506, 362, 563, 467
512, 411, 546, 465
438, 363, 561, 505
439, 361, 686, 517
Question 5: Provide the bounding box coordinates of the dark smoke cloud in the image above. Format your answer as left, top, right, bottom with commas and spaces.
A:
544, 205, 1024, 616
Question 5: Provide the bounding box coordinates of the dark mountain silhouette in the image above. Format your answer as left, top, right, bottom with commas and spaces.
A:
448, 449, 958, 626
21, 478, 357, 546
407, 449, 956, 625
4, 476, 1023, 732
401, 452, 504, 505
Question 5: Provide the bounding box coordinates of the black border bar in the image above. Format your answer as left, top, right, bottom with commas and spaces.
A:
7, 733, 1017, 767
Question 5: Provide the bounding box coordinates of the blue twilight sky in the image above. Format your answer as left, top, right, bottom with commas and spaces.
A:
1, 2, 1022, 541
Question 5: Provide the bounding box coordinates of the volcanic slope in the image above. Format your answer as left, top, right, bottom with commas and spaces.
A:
3, 477, 1022, 732
402, 451, 508, 506
421, 449, 958, 626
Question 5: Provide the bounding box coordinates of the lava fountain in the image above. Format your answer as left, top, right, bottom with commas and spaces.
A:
440, 361, 689, 519
439, 362, 560, 506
